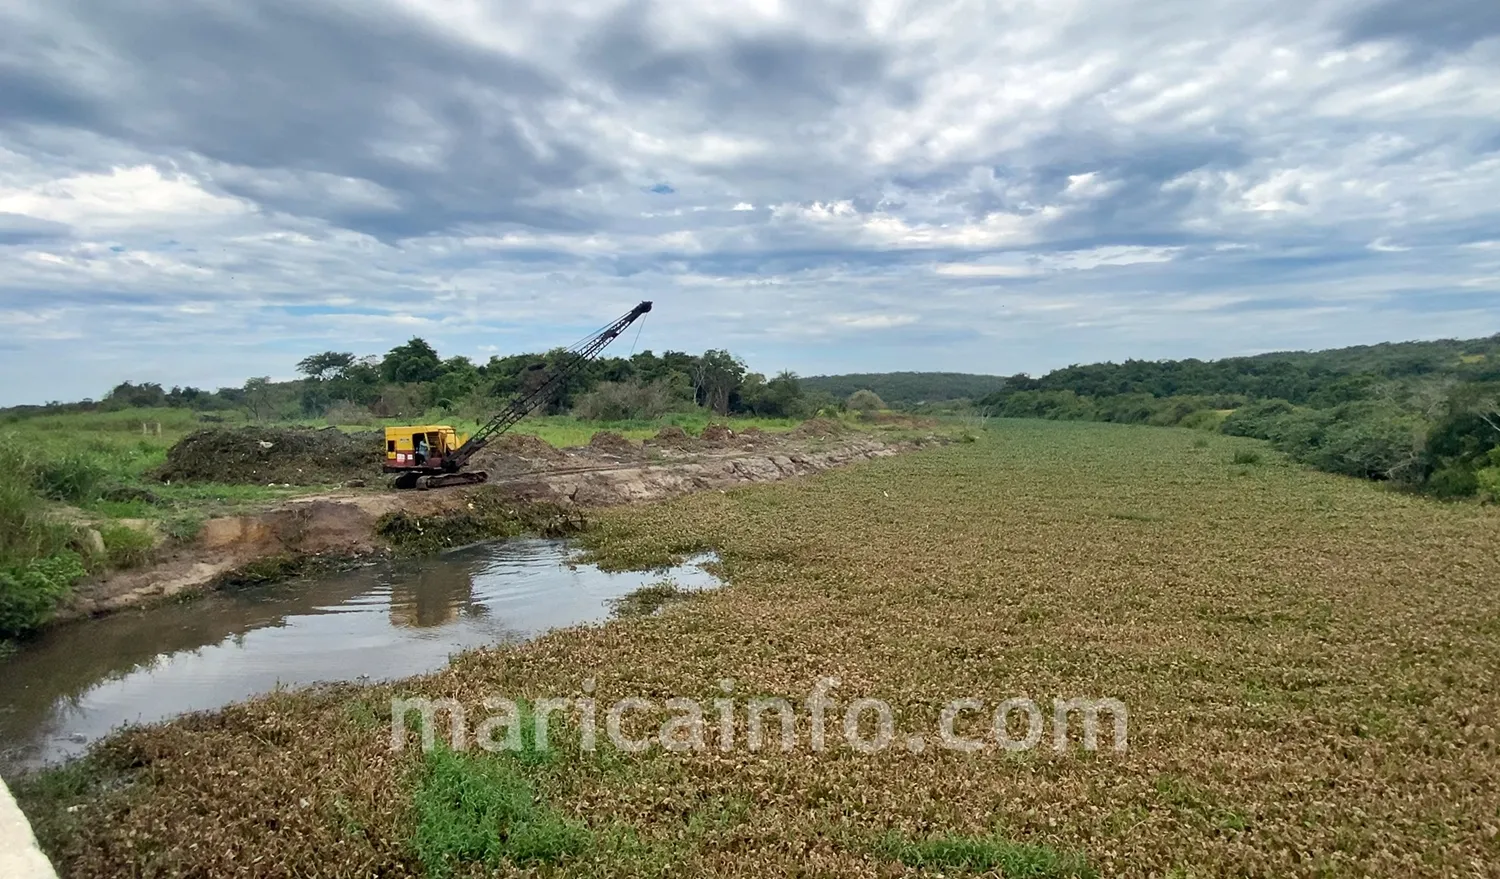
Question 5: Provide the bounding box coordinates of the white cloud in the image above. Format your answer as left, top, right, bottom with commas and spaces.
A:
0, 165, 249, 232
0, 0, 1497, 403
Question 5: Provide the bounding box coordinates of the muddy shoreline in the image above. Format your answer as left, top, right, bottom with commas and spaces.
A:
58, 432, 937, 621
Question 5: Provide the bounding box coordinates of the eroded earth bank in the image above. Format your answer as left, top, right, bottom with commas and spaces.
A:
62, 423, 941, 619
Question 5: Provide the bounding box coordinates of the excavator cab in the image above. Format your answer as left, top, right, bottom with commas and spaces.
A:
383, 425, 465, 473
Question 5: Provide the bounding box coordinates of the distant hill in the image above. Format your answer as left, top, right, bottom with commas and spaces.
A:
997, 334, 1500, 405
977, 332, 1500, 501
800, 372, 1008, 406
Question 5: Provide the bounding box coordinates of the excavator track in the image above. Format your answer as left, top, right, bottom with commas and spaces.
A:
416, 471, 489, 490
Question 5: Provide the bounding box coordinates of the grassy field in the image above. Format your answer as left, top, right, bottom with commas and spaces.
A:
15, 420, 1500, 876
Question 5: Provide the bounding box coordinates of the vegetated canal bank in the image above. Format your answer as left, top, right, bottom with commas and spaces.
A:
59, 430, 927, 621
0, 539, 720, 774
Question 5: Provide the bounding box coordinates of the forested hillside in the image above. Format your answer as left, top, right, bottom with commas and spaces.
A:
800, 372, 1006, 406
981, 334, 1500, 500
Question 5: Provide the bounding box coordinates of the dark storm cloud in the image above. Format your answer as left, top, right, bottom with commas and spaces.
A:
0, 212, 69, 244
579, 2, 896, 116
1341, 0, 1500, 55
1, 0, 599, 238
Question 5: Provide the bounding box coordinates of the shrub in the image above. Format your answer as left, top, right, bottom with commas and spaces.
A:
1221, 399, 1298, 439
0, 468, 74, 565
1476, 466, 1500, 502
100, 523, 156, 569
572, 378, 678, 421
1427, 465, 1480, 500
1305, 410, 1423, 480
162, 512, 207, 543
0, 551, 85, 638
1231, 449, 1262, 465
845, 389, 887, 413
29, 451, 110, 503
324, 401, 376, 426
1178, 409, 1228, 431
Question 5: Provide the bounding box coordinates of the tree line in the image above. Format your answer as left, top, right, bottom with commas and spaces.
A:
10, 341, 861, 424
979, 333, 1500, 500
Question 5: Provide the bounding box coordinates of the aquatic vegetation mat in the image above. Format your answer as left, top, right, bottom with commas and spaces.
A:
16, 421, 1500, 877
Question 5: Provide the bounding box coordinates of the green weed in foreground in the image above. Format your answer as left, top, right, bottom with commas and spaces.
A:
875, 830, 1096, 878
411, 746, 589, 876
608, 580, 693, 617
99, 522, 156, 569
0, 466, 88, 637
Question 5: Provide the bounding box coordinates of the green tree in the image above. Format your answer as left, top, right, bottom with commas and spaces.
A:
243, 377, 274, 421
432, 356, 481, 408
743, 371, 806, 417
381, 338, 443, 384
296, 351, 356, 380
692, 349, 746, 415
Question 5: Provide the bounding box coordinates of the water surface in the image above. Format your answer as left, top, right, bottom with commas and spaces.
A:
0, 539, 719, 775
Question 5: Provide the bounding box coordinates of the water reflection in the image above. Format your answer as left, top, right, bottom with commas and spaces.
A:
390, 562, 477, 629
0, 539, 719, 775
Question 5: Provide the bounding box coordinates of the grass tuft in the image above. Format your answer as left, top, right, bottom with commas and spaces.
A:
874, 830, 1095, 878
411, 746, 589, 876
608, 580, 694, 617
99, 522, 156, 569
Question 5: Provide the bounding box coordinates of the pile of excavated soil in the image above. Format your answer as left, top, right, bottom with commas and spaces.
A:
468, 434, 567, 477
700, 423, 735, 443
483, 434, 566, 462
790, 417, 847, 438
156, 427, 383, 485
588, 431, 641, 457
650, 425, 694, 448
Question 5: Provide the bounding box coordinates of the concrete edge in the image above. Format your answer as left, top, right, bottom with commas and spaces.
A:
1, 776, 59, 879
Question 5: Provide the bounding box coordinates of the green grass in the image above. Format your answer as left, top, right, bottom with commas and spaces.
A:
412, 746, 589, 876
98, 522, 157, 569
608, 580, 693, 617
875, 831, 1095, 877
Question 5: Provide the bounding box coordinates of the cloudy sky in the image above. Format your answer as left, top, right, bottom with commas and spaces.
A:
1, 0, 1497, 405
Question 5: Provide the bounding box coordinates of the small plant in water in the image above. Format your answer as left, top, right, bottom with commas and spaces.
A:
609, 580, 693, 617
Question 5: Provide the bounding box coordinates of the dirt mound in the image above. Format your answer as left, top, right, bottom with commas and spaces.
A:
648, 425, 696, 451
736, 426, 767, 446
485, 434, 566, 462
588, 431, 640, 457
157, 427, 382, 485
468, 434, 566, 476
700, 423, 734, 444
790, 417, 846, 438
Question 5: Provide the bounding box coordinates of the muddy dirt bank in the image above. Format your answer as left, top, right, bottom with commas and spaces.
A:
58, 433, 938, 620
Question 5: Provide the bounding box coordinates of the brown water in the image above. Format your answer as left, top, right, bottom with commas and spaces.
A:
0, 539, 719, 776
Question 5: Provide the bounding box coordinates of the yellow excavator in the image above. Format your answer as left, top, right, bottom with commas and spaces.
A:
382, 301, 652, 489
